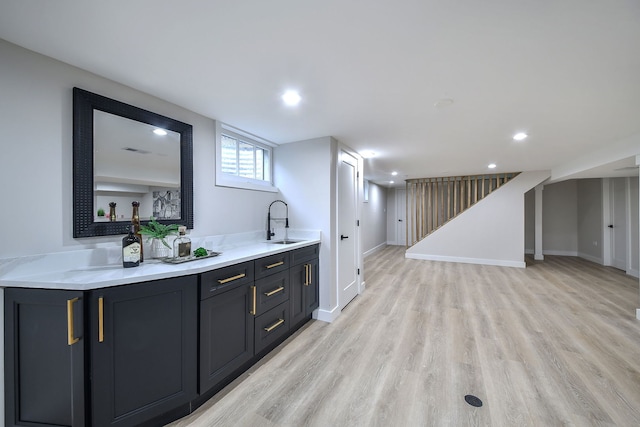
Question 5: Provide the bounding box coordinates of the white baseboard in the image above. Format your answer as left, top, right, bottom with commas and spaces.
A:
315, 305, 340, 323
525, 248, 534, 255
577, 252, 603, 265
544, 250, 579, 257
363, 243, 386, 258
626, 268, 639, 278
637, 309, 640, 321
386, 240, 400, 246
405, 253, 526, 268
359, 280, 366, 293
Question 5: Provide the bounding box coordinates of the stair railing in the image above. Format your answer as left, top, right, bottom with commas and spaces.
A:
405, 173, 520, 247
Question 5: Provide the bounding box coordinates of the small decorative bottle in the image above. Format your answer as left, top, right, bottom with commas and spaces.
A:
131, 201, 144, 262
173, 226, 191, 259
122, 225, 141, 268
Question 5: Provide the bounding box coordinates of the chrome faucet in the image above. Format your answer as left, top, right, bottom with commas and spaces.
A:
267, 200, 289, 240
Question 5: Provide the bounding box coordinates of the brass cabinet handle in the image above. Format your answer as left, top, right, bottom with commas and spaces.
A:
264, 286, 285, 297
218, 273, 246, 284
264, 318, 285, 332
67, 297, 80, 346
265, 261, 284, 269
308, 263, 312, 285
98, 297, 104, 343
304, 264, 310, 286
250, 286, 257, 315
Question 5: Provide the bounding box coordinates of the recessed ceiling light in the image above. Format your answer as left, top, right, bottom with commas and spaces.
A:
488, 163, 497, 169
390, 180, 395, 184
391, 171, 398, 176
361, 151, 376, 159
513, 132, 528, 141
282, 90, 301, 106
153, 128, 168, 136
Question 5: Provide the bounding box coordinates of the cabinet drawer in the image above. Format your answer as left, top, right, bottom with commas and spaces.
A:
254, 270, 289, 316
255, 301, 290, 354
201, 261, 254, 300
255, 252, 290, 279
290, 244, 320, 265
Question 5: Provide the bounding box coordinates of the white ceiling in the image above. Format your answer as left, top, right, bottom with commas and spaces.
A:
1, 1, 639, 186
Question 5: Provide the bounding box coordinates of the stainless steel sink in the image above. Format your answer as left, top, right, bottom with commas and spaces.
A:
269, 239, 302, 244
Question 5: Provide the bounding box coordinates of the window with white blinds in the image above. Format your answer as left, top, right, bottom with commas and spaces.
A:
215, 123, 277, 192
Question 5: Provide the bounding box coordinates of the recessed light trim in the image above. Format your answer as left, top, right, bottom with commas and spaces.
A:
282, 90, 301, 106
513, 132, 528, 141
488, 163, 497, 169
391, 171, 398, 176
153, 128, 168, 136
390, 180, 395, 184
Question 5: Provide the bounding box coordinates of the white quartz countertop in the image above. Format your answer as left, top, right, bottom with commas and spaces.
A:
0, 231, 320, 291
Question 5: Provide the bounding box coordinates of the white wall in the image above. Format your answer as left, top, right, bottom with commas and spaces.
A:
0, 39, 278, 259
274, 137, 339, 319
406, 171, 550, 267
361, 181, 387, 256
543, 180, 578, 255
524, 189, 535, 253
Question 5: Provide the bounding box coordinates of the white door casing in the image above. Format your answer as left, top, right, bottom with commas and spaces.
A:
338, 151, 359, 310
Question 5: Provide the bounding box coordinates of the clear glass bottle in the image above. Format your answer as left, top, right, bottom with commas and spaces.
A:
122, 224, 141, 268
173, 226, 191, 259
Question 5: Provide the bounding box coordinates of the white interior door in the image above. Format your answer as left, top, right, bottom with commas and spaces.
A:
338, 151, 358, 310
611, 178, 628, 270
396, 189, 406, 246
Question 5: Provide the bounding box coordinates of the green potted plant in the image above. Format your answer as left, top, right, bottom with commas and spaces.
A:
138, 217, 180, 258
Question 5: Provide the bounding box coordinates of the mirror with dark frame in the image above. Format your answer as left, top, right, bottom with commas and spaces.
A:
73, 87, 193, 238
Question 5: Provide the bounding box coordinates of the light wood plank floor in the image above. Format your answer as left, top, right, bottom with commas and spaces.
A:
168, 246, 640, 426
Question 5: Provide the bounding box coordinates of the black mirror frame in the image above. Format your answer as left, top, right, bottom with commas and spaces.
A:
73, 87, 193, 238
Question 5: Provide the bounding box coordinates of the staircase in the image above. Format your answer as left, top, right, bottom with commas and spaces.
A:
405, 173, 520, 247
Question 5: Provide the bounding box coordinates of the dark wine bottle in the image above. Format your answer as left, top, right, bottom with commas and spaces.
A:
131, 201, 144, 262
122, 225, 141, 268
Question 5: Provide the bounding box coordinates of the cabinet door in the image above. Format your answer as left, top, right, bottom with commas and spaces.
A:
4, 288, 86, 427
289, 262, 307, 327
290, 258, 320, 329
90, 276, 197, 427
199, 283, 255, 394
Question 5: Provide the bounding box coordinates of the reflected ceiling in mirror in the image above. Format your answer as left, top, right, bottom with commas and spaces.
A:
93, 111, 182, 221
73, 87, 193, 238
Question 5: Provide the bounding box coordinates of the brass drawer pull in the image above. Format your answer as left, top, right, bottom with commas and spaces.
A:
67, 297, 80, 346
264, 286, 285, 297
264, 318, 285, 332
218, 273, 246, 284
304, 264, 310, 286
265, 261, 284, 269
250, 286, 257, 315
98, 297, 104, 343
